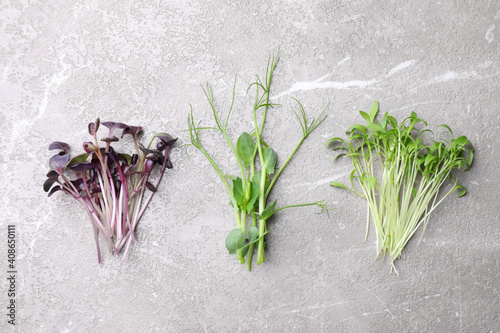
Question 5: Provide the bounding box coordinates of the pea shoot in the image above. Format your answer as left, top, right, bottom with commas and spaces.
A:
187, 53, 330, 271
329, 101, 474, 273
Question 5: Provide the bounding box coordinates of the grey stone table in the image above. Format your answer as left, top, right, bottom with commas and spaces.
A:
1, 1, 499, 332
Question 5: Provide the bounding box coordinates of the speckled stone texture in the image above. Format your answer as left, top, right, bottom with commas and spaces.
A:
1, 0, 499, 332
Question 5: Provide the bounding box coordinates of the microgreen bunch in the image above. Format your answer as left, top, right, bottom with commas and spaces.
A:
187, 53, 330, 270
44, 119, 177, 263
329, 101, 474, 273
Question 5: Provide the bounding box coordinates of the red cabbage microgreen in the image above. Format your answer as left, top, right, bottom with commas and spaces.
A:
44, 119, 177, 263
329, 101, 474, 273
188, 53, 331, 271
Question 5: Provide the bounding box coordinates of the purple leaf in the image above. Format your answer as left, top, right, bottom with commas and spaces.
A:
122, 126, 143, 138
105, 151, 125, 169
101, 136, 119, 143
46, 170, 59, 178
145, 182, 157, 193
49, 141, 69, 153
88, 118, 100, 136
102, 121, 128, 131
102, 121, 128, 138
71, 178, 86, 192
69, 162, 101, 171
139, 144, 156, 155
166, 159, 173, 169
155, 133, 177, 151
105, 151, 119, 163
49, 153, 71, 171
131, 154, 138, 166
48, 185, 62, 197
43, 176, 59, 192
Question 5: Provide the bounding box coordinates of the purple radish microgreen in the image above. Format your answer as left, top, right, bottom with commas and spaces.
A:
328, 101, 474, 274
44, 119, 177, 263
187, 53, 331, 271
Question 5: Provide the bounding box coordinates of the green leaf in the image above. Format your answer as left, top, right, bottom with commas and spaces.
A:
259, 199, 277, 220
387, 115, 398, 128
379, 113, 389, 130
330, 181, 350, 191
367, 123, 385, 134
237, 132, 255, 168
456, 185, 467, 197
424, 154, 436, 166
438, 124, 454, 137
237, 228, 269, 257
454, 135, 470, 147
326, 137, 346, 148
369, 100, 379, 123
246, 181, 260, 213
225, 229, 246, 254
347, 124, 366, 135
232, 178, 245, 210
66, 153, 89, 168
248, 225, 259, 242
363, 177, 377, 190
333, 153, 347, 162
466, 148, 474, 168
237, 246, 249, 260
359, 111, 371, 124
349, 169, 357, 189
263, 147, 277, 175
252, 172, 269, 192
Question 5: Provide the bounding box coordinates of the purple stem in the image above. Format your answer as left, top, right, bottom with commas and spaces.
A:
78, 197, 119, 255
136, 146, 171, 222
115, 229, 132, 252
105, 167, 118, 232
120, 232, 134, 264
80, 171, 104, 219
114, 162, 131, 241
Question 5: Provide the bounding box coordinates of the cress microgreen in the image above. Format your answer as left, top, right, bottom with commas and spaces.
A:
328, 101, 474, 273
187, 53, 331, 270
44, 119, 177, 263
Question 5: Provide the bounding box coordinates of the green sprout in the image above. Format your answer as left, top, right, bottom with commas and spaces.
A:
187, 53, 330, 270
329, 101, 474, 273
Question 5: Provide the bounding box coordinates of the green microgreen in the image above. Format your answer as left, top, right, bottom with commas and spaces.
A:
329, 101, 474, 273
187, 53, 331, 270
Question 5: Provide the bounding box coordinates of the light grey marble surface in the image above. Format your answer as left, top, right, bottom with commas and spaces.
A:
1, 0, 499, 332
